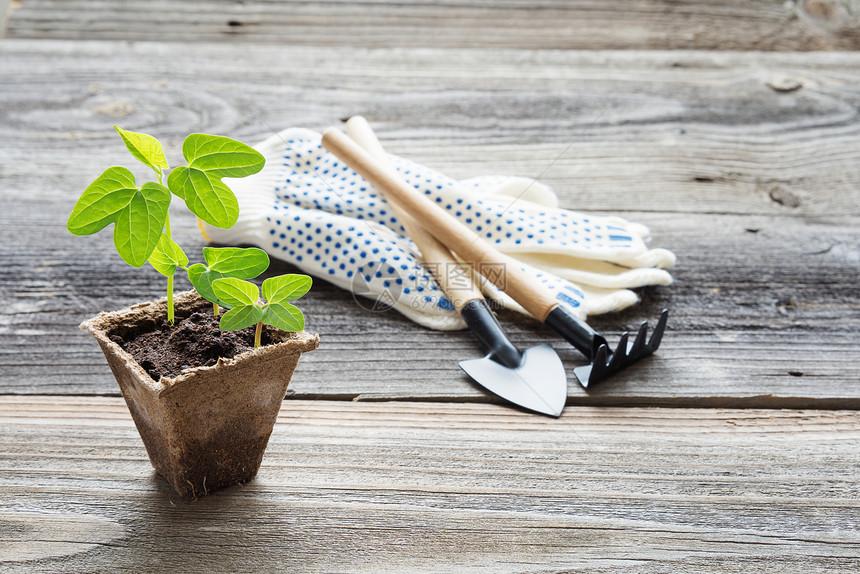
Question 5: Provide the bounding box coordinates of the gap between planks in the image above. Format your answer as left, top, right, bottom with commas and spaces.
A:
2, 395, 860, 431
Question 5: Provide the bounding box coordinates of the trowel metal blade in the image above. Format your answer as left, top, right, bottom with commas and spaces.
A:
459, 344, 567, 417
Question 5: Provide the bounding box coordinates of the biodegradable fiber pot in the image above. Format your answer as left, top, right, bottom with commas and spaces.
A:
81, 290, 319, 498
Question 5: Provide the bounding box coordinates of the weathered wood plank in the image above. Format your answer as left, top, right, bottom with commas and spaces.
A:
1, 203, 858, 405
1, 397, 858, 571
5, 0, 860, 51
0, 0, 11, 38
2, 42, 860, 216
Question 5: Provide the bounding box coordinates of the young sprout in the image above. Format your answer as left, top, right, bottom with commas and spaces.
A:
211, 275, 312, 348
67, 127, 265, 324
148, 245, 269, 323
186, 247, 270, 317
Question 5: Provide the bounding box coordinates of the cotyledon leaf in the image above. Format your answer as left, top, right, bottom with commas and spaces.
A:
211, 277, 260, 307
263, 302, 305, 332
219, 304, 263, 331
111, 182, 171, 268
188, 248, 269, 307
203, 247, 270, 278
148, 233, 188, 277
167, 165, 239, 229
187, 264, 224, 306
262, 274, 313, 305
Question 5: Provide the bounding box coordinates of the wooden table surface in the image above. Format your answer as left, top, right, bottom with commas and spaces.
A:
1, 1, 859, 571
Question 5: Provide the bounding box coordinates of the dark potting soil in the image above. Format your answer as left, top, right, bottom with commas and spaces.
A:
113, 308, 277, 381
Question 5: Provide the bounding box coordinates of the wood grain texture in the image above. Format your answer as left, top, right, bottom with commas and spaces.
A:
2, 201, 858, 405
2, 42, 860, 217
0, 0, 10, 38
1, 397, 859, 572
1, 42, 858, 404
5, 0, 860, 51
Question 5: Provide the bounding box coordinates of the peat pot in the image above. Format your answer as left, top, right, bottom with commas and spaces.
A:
81, 290, 319, 498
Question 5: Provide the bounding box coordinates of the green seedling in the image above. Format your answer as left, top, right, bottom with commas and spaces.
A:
187, 247, 270, 317
67, 126, 265, 323
149, 243, 269, 322
211, 275, 312, 348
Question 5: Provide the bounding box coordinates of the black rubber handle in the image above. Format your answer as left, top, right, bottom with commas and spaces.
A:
545, 305, 607, 360
460, 299, 523, 369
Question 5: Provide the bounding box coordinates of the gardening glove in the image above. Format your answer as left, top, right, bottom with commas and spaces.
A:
200, 128, 673, 327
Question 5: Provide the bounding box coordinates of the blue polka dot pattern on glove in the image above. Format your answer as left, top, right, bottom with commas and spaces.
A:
204, 128, 674, 328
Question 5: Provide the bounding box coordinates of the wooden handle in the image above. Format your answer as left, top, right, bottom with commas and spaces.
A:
344, 117, 484, 311
322, 127, 560, 322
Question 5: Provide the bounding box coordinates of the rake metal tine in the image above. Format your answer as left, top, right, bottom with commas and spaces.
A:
646, 309, 669, 352
573, 364, 593, 388
575, 343, 607, 388
629, 321, 649, 356
608, 332, 629, 371
594, 343, 610, 369
591, 344, 610, 380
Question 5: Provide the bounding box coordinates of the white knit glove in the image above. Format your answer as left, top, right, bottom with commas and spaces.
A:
201, 128, 674, 329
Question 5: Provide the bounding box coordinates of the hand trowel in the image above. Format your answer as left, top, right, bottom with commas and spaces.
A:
344, 116, 567, 417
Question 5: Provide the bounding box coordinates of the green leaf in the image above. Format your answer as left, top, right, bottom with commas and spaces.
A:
187, 263, 223, 305
168, 134, 264, 229
262, 274, 312, 305
148, 233, 188, 277
114, 125, 168, 173
112, 182, 171, 267
167, 166, 239, 228
262, 302, 305, 332
182, 134, 265, 178
211, 277, 259, 307
203, 247, 269, 278
68, 169, 170, 268
219, 304, 263, 331
188, 248, 269, 308
67, 167, 138, 235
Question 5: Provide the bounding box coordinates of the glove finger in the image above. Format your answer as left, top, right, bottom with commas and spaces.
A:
623, 247, 677, 269
459, 175, 559, 208
512, 252, 674, 289
580, 286, 641, 315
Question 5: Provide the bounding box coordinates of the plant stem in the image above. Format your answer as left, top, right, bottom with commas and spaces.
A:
167, 274, 174, 324
157, 169, 172, 239
254, 321, 262, 348
157, 169, 175, 323
213, 302, 220, 317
